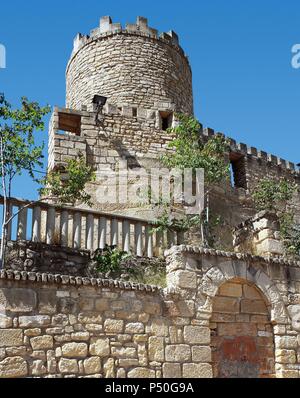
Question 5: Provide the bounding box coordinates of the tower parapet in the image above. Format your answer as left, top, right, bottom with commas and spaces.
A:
66, 16, 193, 115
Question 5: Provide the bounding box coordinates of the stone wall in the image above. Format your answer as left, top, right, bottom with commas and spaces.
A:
66, 16, 193, 115
47, 105, 300, 249
1, 246, 300, 378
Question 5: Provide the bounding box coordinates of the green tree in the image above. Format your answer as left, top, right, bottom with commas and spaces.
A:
160, 113, 230, 246
252, 177, 299, 255
0, 94, 95, 268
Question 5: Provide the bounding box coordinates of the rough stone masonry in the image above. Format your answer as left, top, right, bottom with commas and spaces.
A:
1, 245, 300, 378
1, 15, 300, 378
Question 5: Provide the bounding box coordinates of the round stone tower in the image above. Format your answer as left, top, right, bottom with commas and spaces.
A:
66, 16, 193, 115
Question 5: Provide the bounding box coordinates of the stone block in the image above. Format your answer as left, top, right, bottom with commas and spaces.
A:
0, 329, 23, 347
24, 328, 41, 337
275, 349, 296, 364
192, 346, 212, 362
275, 336, 298, 349
59, 358, 79, 374
183, 326, 210, 344
0, 356, 28, 378
30, 335, 53, 350
38, 290, 57, 314
0, 288, 36, 312
241, 299, 268, 315
243, 285, 262, 300
62, 342, 88, 358
149, 336, 164, 362
162, 363, 182, 378
127, 368, 156, 378
19, 315, 51, 328
111, 347, 137, 358
124, 323, 145, 334
150, 318, 169, 337
182, 363, 213, 378
83, 357, 101, 374
104, 319, 124, 333
165, 345, 191, 362
71, 332, 90, 341
213, 296, 239, 314
219, 282, 242, 298
175, 270, 197, 290
0, 314, 12, 328
78, 313, 102, 324
89, 338, 110, 356
31, 359, 47, 376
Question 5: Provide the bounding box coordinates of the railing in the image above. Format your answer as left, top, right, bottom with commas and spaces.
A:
0, 196, 181, 258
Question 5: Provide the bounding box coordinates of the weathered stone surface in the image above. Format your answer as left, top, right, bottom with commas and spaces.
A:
103, 358, 115, 378
162, 363, 182, 378
58, 358, 79, 374
89, 338, 110, 356
111, 347, 137, 358
19, 315, 51, 328
0, 356, 28, 378
24, 328, 41, 337
165, 345, 191, 362
192, 346, 212, 362
275, 336, 298, 349
213, 296, 239, 314
124, 323, 144, 334
0, 314, 12, 328
275, 349, 296, 364
219, 283, 242, 298
127, 367, 156, 378
62, 343, 88, 358
104, 319, 124, 333
31, 360, 47, 376
83, 357, 101, 374
30, 336, 53, 350
240, 299, 268, 315
182, 363, 213, 378
0, 288, 36, 312
149, 336, 164, 362
0, 329, 23, 347
183, 326, 210, 345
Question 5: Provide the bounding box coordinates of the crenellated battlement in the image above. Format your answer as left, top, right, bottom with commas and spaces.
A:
202, 127, 299, 174
70, 16, 186, 68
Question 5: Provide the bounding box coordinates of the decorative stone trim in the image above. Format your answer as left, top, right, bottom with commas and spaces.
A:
165, 245, 300, 267
0, 269, 162, 293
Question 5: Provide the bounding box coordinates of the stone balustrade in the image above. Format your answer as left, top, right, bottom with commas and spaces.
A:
1, 196, 179, 258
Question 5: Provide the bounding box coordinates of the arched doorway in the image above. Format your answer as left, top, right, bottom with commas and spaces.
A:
210, 278, 275, 378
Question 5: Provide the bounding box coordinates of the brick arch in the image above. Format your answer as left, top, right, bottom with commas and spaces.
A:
209, 278, 276, 378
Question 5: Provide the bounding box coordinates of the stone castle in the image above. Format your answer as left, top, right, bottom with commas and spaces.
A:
0, 16, 300, 378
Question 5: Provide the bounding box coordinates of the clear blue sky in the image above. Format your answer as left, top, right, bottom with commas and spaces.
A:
0, 0, 300, 200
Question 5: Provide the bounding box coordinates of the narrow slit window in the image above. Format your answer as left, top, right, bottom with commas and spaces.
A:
229, 153, 247, 189
160, 111, 173, 131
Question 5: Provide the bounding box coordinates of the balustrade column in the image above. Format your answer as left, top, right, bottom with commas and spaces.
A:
32, 206, 41, 243
17, 207, 28, 241
60, 210, 69, 247
73, 212, 82, 249
46, 207, 56, 245
86, 214, 94, 251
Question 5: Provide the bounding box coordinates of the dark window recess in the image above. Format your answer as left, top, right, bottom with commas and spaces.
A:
160, 112, 173, 131
229, 153, 247, 189
58, 112, 81, 136
132, 108, 138, 117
